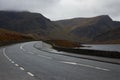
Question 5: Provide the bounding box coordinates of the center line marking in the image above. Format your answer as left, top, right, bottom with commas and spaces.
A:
9, 59, 12, 61
15, 64, 19, 66
27, 72, 34, 77
20, 67, 24, 70
61, 61, 77, 65
61, 61, 110, 71
11, 61, 15, 64
3, 48, 36, 77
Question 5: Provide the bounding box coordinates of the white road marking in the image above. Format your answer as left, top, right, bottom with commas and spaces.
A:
15, 64, 19, 67
3, 48, 10, 60
27, 72, 34, 77
61, 61, 110, 71
9, 59, 12, 61
28, 52, 34, 54
38, 55, 52, 59
61, 61, 77, 65
3, 48, 35, 77
95, 67, 110, 71
50, 50, 63, 53
20, 45, 26, 51
20, 46, 23, 50
3, 43, 110, 76
20, 67, 24, 70
11, 61, 15, 64
3, 48, 14, 63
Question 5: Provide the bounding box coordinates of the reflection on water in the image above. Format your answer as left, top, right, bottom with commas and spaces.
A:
80, 44, 120, 52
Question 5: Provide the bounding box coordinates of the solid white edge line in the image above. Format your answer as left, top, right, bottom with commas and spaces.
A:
27, 72, 34, 77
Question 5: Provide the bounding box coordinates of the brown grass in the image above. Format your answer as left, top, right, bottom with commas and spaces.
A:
45, 40, 81, 48
0, 28, 34, 42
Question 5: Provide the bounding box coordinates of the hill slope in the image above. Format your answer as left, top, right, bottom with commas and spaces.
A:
0, 28, 33, 42
1, 11, 120, 44
93, 27, 120, 43
0, 11, 60, 40
55, 15, 120, 43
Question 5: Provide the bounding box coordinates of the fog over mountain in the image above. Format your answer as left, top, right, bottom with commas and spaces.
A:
0, 0, 120, 21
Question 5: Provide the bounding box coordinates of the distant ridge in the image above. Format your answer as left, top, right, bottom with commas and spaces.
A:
54, 15, 120, 43
0, 11, 120, 43
0, 11, 58, 33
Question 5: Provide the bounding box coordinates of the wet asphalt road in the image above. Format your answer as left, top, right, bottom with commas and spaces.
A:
0, 41, 120, 80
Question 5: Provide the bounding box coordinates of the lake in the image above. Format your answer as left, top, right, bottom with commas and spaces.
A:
80, 44, 120, 52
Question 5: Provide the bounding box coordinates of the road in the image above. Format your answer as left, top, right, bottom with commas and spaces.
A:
0, 41, 120, 80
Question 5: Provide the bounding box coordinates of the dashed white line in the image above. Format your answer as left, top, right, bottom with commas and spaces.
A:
3, 48, 35, 77
15, 64, 19, 67
77, 63, 110, 71
20, 43, 110, 72
95, 67, 110, 71
27, 72, 34, 77
20, 67, 25, 70
60, 61, 110, 71
11, 61, 15, 64
61, 61, 77, 65
9, 59, 12, 61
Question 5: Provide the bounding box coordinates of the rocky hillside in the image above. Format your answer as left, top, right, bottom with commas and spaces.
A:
55, 15, 120, 43
93, 27, 120, 43
0, 11, 120, 45
0, 11, 60, 40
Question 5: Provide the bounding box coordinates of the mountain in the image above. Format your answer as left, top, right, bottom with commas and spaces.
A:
0, 11, 60, 40
0, 11, 80, 47
93, 27, 120, 43
54, 15, 120, 43
0, 11, 120, 44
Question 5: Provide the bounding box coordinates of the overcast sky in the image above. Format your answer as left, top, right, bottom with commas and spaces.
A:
0, 0, 120, 21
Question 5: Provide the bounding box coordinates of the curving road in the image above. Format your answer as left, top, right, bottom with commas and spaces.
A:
0, 41, 120, 80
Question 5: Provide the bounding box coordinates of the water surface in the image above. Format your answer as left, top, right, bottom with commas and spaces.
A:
80, 44, 120, 52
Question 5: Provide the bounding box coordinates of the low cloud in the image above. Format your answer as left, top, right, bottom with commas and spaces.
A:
0, 0, 120, 21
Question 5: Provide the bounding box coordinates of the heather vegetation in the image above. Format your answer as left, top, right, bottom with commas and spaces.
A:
0, 28, 34, 46
44, 40, 81, 48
